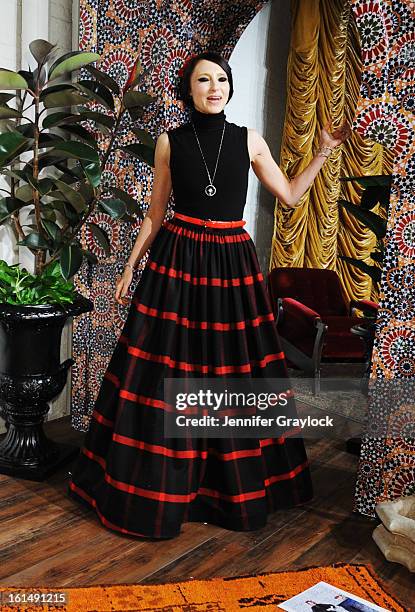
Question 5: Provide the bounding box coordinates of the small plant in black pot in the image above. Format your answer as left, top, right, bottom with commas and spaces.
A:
0, 39, 156, 479
338, 175, 392, 393
338, 174, 392, 312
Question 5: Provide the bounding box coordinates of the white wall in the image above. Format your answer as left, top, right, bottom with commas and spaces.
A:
227, 0, 291, 274
0, 0, 74, 434
0, 0, 74, 267
0, 1, 19, 70
0, 0, 20, 264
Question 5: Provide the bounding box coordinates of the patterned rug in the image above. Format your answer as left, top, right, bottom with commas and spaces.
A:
0, 564, 405, 611
292, 379, 367, 424
289, 368, 367, 424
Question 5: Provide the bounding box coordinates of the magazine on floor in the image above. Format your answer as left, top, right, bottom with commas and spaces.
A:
278, 581, 391, 612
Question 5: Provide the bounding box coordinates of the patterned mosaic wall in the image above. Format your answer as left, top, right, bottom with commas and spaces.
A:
351, 0, 415, 515
73, 0, 269, 431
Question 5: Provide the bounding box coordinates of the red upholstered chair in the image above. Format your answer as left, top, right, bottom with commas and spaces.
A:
267, 267, 379, 394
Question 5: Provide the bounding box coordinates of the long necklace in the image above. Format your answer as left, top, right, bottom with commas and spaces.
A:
191, 120, 226, 197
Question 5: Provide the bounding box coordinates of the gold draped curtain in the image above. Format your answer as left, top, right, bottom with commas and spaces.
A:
270, 0, 393, 304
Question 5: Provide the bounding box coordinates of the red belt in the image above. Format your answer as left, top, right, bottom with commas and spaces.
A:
173, 212, 245, 228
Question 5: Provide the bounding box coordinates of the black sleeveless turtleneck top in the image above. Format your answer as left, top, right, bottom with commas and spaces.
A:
167, 108, 251, 221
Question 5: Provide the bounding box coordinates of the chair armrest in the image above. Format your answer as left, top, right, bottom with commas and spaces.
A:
280, 297, 321, 326
277, 298, 327, 363
350, 299, 379, 317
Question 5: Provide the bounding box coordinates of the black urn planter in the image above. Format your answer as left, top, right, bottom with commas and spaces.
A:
0, 294, 93, 480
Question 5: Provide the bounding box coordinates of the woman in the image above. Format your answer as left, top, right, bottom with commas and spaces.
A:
69, 51, 350, 539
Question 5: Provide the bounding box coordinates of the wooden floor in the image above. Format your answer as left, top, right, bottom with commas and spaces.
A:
0, 416, 413, 610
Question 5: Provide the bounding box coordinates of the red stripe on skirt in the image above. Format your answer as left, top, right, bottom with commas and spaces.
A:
165, 222, 251, 242
198, 486, 266, 503
102, 383, 294, 420
82, 434, 308, 474
260, 437, 285, 447
105, 375, 191, 412
265, 460, 309, 485
83, 436, 294, 465
208, 446, 263, 461
76, 450, 309, 503
118, 388, 295, 417
104, 473, 270, 503
105, 374, 183, 414
147, 259, 264, 287
259, 427, 300, 444
112, 433, 209, 459
69, 481, 149, 538
104, 371, 120, 387
119, 336, 284, 373
134, 300, 275, 330
83, 446, 106, 469
105, 472, 198, 502
112, 434, 289, 462
119, 390, 173, 411
93, 411, 114, 428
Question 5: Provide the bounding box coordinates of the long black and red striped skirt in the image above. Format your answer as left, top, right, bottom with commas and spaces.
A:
69, 212, 313, 538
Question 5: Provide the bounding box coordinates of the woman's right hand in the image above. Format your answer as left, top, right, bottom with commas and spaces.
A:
115, 268, 133, 306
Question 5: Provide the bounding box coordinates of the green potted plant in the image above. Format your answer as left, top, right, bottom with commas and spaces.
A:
0, 39, 156, 479
338, 174, 392, 300
338, 174, 391, 401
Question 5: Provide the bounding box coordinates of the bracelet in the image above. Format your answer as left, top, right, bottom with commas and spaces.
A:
316, 145, 334, 158
124, 262, 135, 272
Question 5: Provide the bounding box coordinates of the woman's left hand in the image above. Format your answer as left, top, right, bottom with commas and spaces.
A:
320, 119, 352, 149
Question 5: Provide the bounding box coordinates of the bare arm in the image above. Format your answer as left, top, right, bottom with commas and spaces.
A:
115, 131, 172, 304
248, 121, 350, 208
125, 131, 172, 268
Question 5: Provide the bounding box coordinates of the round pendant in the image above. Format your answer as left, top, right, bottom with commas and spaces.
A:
205, 184, 216, 197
